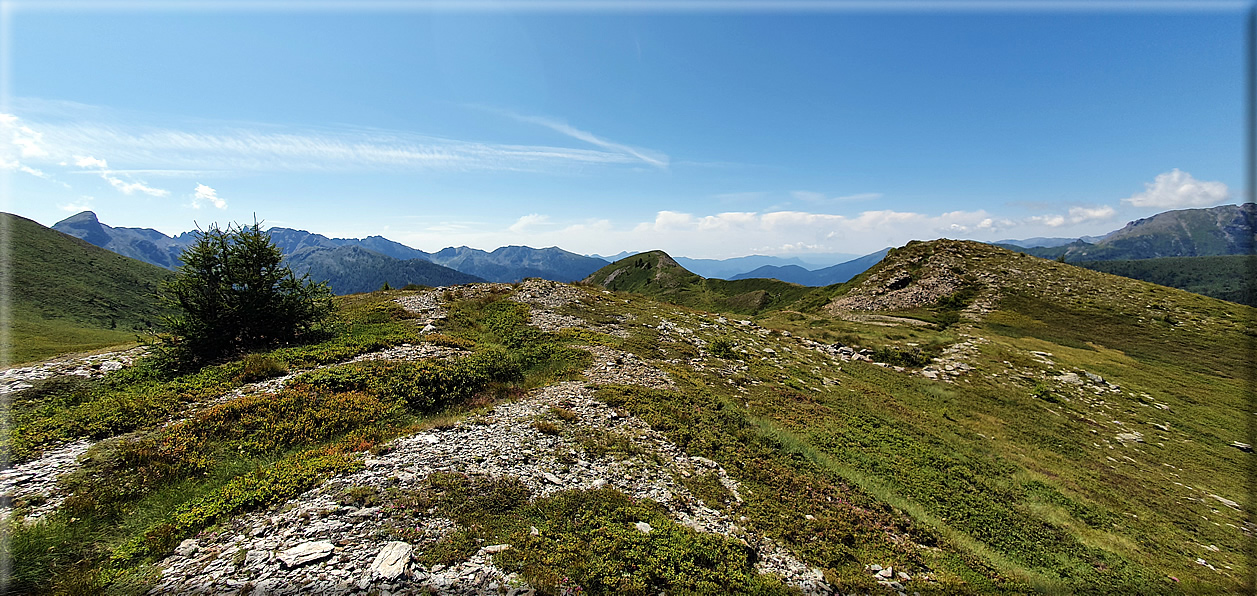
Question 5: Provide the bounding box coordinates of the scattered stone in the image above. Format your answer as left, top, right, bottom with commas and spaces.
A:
1115, 432, 1144, 444
278, 541, 334, 568
175, 539, 199, 557
1058, 372, 1082, 385
1210, 495, 1241, 510
369, 541, 412, 580
635, 522, 653, 534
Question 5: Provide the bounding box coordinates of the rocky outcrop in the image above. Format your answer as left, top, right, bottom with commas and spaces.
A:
0, 347, 146, 395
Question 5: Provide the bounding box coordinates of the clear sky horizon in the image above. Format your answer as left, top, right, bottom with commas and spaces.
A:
1, 2, 1248, 260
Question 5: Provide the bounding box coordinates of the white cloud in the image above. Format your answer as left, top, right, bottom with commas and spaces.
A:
574, 208, 1000, 258
1025, 214, 1067, 227
508, 213, 549, 233
1023, 205, 1116, 228
58, 196, 94, 212
1066, 205, 1116, 223
19, 164, 51, 179
791, 190, 882, 203
388, 203, 1120, 260
192, 183, 226, 209
13, 125, 47, 158
74, 155, 108, 169
107, 177, 169, 196
1122, 169, 1230, 208
0, 149, 67, 186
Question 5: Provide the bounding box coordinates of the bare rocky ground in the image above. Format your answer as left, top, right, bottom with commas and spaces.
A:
0, 346, 147, 395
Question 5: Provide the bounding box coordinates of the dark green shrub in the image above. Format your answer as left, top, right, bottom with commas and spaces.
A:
870, 346, 930, 367
709, 336, 740, 360
294, 350, 523, 412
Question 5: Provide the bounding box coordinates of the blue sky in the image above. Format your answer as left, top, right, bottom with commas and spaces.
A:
0, 2, 1247, 259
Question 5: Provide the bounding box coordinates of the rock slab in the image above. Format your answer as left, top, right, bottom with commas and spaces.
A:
278, 541, 334, 568
369, 541, 412, 580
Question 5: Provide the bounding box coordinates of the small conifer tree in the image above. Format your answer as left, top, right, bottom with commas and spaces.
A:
157, 221, 332, 367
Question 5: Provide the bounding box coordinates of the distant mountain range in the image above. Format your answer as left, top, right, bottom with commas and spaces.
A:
52, 212, 609, 294
49, 203, 1256, 299
997, 203, 1256, 262
283, 246, 482, 294
587, 253, 861, 279
427, 246, 607, 283
52, 211, 196, 269
992, 236, 1103, 249
730, 248, 891, 286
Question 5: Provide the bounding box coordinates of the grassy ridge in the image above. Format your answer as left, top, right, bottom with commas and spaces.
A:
572, 240, 1253, 592
8, 238, 1253, 594
2, 213, 173, 364
583, 250, 838, 315
1078, 255, 1256, 307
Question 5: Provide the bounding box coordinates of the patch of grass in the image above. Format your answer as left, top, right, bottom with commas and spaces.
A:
386, 473, 791, 596
574, 429, 644, 460
2, 213, 172, 365
869, 346, 929, 367
233, 354, 288, 383
533, 420, 561, 435
551, 406, 578, 422
681, 471, 736, 512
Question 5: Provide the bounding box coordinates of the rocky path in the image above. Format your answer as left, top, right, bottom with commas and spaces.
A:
148, 377, 829, 595
0, 346, 146, 395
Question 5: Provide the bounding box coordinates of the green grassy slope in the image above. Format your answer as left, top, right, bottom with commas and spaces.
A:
1006, 203, 1255, 263
582, 250, 835, 315
2, 213, 172, 364
760, 239, 1253, 592
8, 239, 1253, 594
574, 240, 1253, 591
1077, 254, 1256, 306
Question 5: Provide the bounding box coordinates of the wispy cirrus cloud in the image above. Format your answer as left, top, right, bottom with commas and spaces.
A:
72, 154, 170, 197
7, 100, 671, 177
791, 190, 883, 203
504, 113, 669, 169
